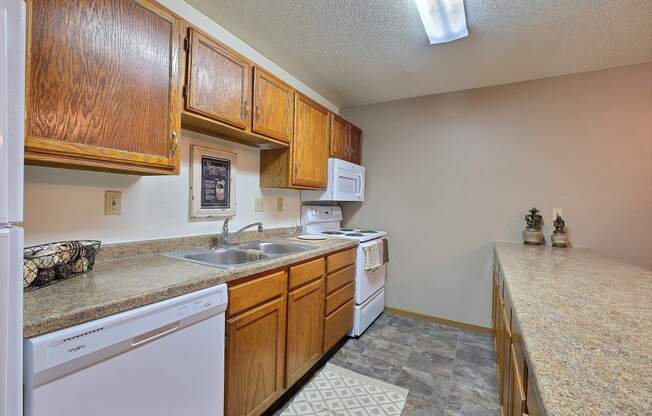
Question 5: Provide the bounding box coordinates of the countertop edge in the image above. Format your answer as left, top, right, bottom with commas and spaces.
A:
494, 249, 549, 416
24, 239, 358, 338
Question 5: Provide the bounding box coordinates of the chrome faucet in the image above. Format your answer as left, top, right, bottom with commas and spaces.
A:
221, 218, 263, 246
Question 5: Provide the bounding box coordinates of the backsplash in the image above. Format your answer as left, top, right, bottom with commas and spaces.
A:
23, 130, 302, 246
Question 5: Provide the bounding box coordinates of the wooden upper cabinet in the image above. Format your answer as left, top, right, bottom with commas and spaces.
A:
291, 92, 330, 188
252, 67, 293, 143
25, 0, 181, 175
328, 114, 362, 165
348, 123, 362, 165
329, 113, 349, 160
184, 27, 251, 130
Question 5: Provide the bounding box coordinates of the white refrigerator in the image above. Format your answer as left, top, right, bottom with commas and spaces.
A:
0, 0, 25, 415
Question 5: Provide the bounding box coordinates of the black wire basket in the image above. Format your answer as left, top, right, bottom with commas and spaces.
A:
23, 240, 101, 291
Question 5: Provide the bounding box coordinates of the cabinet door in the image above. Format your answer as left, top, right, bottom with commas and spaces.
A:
291, 92, 329, 188
226, 297, 286, 416
496, 295, 505, 408
25, 0, 181, 174
500, 304, 512, 414
510, 349, 527, 416
185, 27, 251, 130
493, 272, 499, 354
526, 375, 542, 416
329, 113, 349, 160
348, 124, 362, 165
286, 278, 325, 386
324, 299, 354, 352
253, 67, 293, 142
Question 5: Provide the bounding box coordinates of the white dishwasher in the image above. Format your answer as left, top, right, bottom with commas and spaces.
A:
24, 284, 228, 416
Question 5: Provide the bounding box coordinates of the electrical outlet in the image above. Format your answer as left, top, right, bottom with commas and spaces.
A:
277, 197, 284, 211
255, 197, 265, 212
552, 208, 563, 222
105, 191, 122, 215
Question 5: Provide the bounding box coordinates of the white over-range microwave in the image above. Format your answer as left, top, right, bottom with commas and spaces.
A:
301, 158, 365, 202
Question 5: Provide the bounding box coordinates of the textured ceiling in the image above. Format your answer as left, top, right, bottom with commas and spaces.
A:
185, 0, 652, 107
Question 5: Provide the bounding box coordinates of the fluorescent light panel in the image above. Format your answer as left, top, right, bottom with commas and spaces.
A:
415, 0, 468, 44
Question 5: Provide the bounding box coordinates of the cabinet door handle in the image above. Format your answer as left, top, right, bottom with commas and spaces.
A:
294, 160, 299, 172
169, 132, 178, 157
255, 105, 261, 120
243, 102, 250, 119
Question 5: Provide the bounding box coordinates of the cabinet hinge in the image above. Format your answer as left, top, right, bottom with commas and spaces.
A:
183, 37, 189, 51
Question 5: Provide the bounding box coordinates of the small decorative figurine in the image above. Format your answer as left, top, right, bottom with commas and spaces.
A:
551, 214, 569, 247
523, 207, 545, 245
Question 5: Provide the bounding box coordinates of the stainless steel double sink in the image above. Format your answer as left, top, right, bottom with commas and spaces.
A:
162, 240, 314, 269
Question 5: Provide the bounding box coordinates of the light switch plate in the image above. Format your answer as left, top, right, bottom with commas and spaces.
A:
552, 208, 563, 222
105, 191, 122, 215
277, 197, 284, 211
255, 197, 265, 212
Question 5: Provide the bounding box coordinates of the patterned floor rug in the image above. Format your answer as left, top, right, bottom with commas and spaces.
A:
281, 363, 409, 415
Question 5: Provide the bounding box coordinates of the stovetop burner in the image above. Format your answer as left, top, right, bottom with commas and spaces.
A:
339, 228, 356, 232
322, 231, 344, 235
358, 230, 378, 234
346, 233, 365, 237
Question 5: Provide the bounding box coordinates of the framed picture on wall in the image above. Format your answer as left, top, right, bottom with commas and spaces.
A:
190, 145, 237, 218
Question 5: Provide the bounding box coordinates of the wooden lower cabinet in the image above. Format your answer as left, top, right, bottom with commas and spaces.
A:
510, 349, 527, 416
500, 305, 512, 413
286, 278, 325, 386
226, 296, 287, 416
323, 249, 356, 352
526, 378, 542, 416
324, 299, 354, 351
226, 250, 355, 416
493, 260, 540, 416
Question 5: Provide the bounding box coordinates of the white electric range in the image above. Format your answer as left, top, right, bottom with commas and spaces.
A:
301, 205, 387, 336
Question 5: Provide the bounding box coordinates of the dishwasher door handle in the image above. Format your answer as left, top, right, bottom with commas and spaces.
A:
131, 321, 180, 347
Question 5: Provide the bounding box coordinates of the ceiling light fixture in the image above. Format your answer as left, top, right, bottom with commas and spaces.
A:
414, 0, 468, 44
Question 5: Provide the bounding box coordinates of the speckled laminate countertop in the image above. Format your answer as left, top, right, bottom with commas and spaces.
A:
494, 242, 652, 416
24, 236, 357, 338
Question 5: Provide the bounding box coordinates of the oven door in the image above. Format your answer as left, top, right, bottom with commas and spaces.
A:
355, 241, 386, 304
332, 159, 365, 202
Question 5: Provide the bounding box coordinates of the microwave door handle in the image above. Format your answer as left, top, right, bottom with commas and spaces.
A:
356, 173, 363, 198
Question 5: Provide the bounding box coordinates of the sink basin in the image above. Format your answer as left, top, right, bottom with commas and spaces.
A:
236, 241, 310, 255
185, 249, 269, 266
163, 241, 313, 269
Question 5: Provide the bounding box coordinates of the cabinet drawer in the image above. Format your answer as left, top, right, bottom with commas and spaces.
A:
289, 257, 325, 290
228, 270, 287, 317
323, 299, 354, 352
326, 248, 356, 273
326, 264, 355, 295
325, 281, 355, 315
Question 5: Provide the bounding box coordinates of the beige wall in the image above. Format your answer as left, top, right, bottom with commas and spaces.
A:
24, 130, 302, 245
342, 63, 652, 328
